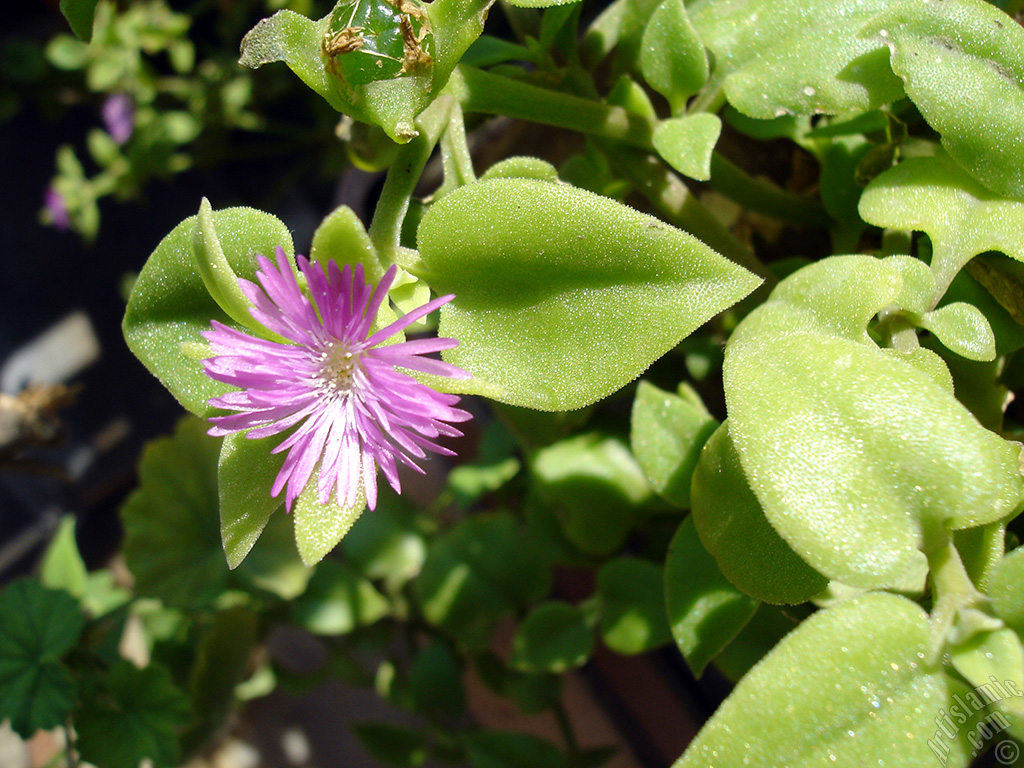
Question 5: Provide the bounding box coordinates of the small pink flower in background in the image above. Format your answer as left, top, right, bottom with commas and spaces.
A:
102, 93, 134, 144
203, 247, 471, 511
44, 187, 69, 230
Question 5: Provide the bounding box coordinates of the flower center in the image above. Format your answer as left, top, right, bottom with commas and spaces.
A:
316, 341, 360, 400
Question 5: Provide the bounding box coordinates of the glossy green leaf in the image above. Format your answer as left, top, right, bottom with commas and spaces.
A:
864, 0, 1024, 199
510, 602, 594, 673
724, 256, 1024, 589
989, 546, 1024, 637
292, 560, 390, 634
418, 514, 550, 647
464, 731, 563, 768
652, 114, 721, 182
690, 423, 828, 604
0, 580, 84, 737
860, 154, 1024, 296
123, 206, 294, 417
665, 518, 759, 677
918, 302, 996, 362
76, 661, 189, 768
59, 0, 99, 40
673, 593, 965, 768
532, 433, 652, 556
121, 418, 228, 609
417, 178, 761, 410
353, 722, 429, 767
597, 557, 672, 654
39, 516, 87, 600
639, 0, 707, 114
630, 381, 718, 508
292, 465, 367, 566
688, 0, 904, 119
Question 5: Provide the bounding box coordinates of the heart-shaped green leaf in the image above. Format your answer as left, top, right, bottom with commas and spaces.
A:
859, 154, 1024, 296
690, 422, 827, 604
123, 206, 294, 417
863, 0, 1024, 199
639, 0, 707, 114
664, 517, 759, 677
672, 593, 970, 768
417, 178, 761, 410
652, 114, 721, 182
724, 256, 1024, 589
688, 0, 904, 119
630, 381, 718, 509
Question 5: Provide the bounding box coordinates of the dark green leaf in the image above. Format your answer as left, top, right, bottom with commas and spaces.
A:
630, 381, 718, 509
410, 641, 465, 716
76, 662, 190, 768
353, 722, 429, 767
0, 580, 84, 737
59, 0, 99, 41
510, 602, 594, 673
664, 518, 758, 677
596, 557, 672, 654
464, 731, 563, 768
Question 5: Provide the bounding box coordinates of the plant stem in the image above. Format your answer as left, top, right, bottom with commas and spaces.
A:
436, 101, 477, 199
368, 96, 454, 268
708, 154, 831, 228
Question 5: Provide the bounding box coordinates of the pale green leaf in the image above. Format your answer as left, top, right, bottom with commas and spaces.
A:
652, 114, 721, 182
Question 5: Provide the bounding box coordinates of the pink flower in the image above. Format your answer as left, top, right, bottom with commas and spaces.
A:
203, 247, 471, 511
102, 93, 134, 144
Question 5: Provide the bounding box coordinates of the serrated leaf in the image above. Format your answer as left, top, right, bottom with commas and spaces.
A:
0, 580, 84, 737
510, 602, 594, 673
121, 418, 228, 609
664, 518, 759, 677
690, 423, 827, 604
652, 114, 721, 182
724, 256, 1024, 589
639, 0, 707, 113
417, 178, 761, 410
76, 661, 190, 768
864, 0, 1024, 199
689, 0, 904, 119
596, 557, 672, 654
673, 593, 967, 768
292, 560, 390, 635
859, 153, 1024, 295
123, 206, 294, 417
630, 381, 718, 508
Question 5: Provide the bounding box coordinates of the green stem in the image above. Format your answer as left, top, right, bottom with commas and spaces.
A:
436, 101, 477, 199
456, 65, 654, 148
553, 701, 579, 755
604, 145, 772, 280
924, 528, 986, 664
457, 66, 831, 228
368, 97, 454, 268
708, 154, 832, 228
